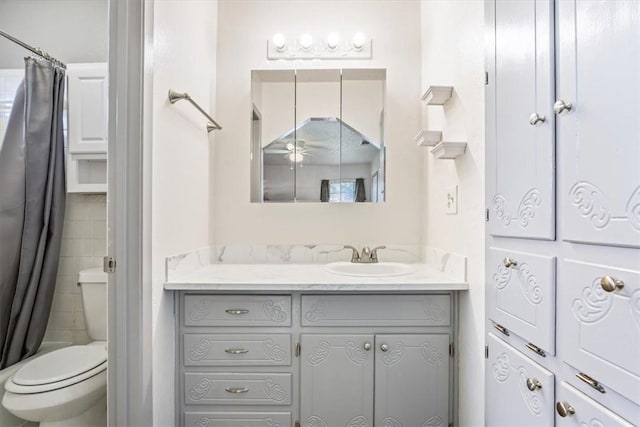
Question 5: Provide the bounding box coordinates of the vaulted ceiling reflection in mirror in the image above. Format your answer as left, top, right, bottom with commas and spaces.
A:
250, 69, 386, 203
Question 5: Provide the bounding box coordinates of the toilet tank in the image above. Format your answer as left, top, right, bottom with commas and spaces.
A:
78, 267, 107, 341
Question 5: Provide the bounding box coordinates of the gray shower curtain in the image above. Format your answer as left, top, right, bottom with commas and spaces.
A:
0, 58, 66, 369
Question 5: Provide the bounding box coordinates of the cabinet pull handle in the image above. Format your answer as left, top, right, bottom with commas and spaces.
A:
225, 387, 249, 394
526, 378, 542, 391
528, 113, 546, 125
224, 348, 249, 354
576, 372, 606, 394
525, 342, 546, 357
493, 324, 509, 336
363, 342, 372, 351
556, 401, 575, 417
503, 257, 518, 269
380, 344, 389, 352
600, 276, 624, 293
225, 309, 249, 315
553, 99, 573, 115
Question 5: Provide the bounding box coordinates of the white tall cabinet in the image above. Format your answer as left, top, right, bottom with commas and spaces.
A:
486, 0, 640, 425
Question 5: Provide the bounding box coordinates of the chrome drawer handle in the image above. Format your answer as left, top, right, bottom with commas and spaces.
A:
576, 372, 606, 394
525, 342, 546, 357
503, 257, 518, 269
224, 348, 249, 354
553, 99, 573, 115
556, 401, 575, 417
526, 378, 542, 391
225, 387, 249, 394
529, 113, 546, 125
225, 309, 249, 315
600, 276, 624, 293
494, 324, 509, 336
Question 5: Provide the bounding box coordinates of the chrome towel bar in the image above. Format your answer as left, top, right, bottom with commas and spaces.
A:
168, 89, 222, 133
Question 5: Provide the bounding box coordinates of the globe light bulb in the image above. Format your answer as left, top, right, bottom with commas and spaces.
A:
352, 32, 366, 50
299, 33, 313, 50
272, 33, 287, 51
327, 33, 340, 50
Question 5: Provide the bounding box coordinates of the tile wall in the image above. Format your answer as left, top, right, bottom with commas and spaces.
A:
44, 193, 107, 344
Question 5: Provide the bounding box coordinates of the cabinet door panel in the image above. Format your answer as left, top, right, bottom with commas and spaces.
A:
300, 334, 374, 427
374, 334, 449, 427
558, 260, 640, 405
487, 248, 556, 354
486, 334, 555, 426
557, 0, 640, 248
556, 383, 634, 427
67, 63, 108, 153
488, 0, 555, 240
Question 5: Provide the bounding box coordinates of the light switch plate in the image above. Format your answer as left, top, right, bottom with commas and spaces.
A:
446, 185, 458, 214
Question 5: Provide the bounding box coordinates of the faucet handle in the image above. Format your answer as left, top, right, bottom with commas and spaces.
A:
344, 245, 361, 263
370, 246, 386, 263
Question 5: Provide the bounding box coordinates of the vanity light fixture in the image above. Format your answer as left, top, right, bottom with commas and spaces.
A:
352, 32, 366, 50
326, 32, 340, 50
299, 33, 313, 50
267, 32, 372, 59
272, 33, 287, 51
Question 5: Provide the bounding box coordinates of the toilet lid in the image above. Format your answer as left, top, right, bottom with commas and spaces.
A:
13, 345, 107, 386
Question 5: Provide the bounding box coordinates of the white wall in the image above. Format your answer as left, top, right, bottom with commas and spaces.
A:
420, 1, 485, 426
0, 0, 108, 68
147, 1, 218, 425
215, 0, 422, 245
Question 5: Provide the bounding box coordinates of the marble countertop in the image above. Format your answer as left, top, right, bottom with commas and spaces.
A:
163, 263, 469, 292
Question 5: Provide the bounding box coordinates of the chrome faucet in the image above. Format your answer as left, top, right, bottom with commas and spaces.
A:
344, 245, 386, 263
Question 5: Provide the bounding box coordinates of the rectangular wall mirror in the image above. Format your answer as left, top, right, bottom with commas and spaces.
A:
250, 68, 386, 203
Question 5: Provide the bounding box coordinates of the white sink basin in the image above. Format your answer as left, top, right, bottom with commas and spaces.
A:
325, 262, 416, 277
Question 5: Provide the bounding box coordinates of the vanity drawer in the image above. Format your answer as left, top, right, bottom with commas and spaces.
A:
487, 248, 556, 354
184, 412, 291, 427
486, 333, 555, 427
301, 294, 451, 326
556, 382, 634, 427
558, 259, 640, 405
184, 295, 291, 327
184, 334, 291, 366
184, 373, 292, 406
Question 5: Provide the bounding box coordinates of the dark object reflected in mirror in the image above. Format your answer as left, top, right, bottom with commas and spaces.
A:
250, 69, 386, 203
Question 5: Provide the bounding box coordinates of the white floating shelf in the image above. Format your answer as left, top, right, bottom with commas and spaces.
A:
421, 85, 453, 105
414, 130, 442, 147
430, 141, 467, 159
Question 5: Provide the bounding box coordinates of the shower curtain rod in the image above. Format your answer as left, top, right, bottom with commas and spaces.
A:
0, 30, 66, 69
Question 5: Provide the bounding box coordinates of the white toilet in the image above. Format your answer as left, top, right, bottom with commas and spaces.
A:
2, 268, 107, 426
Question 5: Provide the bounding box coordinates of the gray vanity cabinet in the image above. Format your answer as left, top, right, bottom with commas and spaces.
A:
300, 333, 450, 427
176, 292, 455, 427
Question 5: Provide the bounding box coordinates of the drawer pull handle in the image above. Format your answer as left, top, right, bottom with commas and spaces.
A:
503, 257, 518, 269
494, 324, 509, 336
556, 401, 575, 417
224, 348, 249, 354
526, 378, 542, 391
600, 276, 624, 293
525, 342, 546, 357
225, 309, 249, 315
225, 387, 249, 394
576, 372, 606, 394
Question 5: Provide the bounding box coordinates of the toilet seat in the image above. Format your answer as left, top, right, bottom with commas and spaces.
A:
6, 345, 107, 394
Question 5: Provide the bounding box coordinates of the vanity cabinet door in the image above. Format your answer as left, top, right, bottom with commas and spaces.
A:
557, 0, 640, 248
300, 334, 374, 427
374, 334, 449, 427
486, 333, 555, 427
486, 0, 555, 240
556, 383, 635, 427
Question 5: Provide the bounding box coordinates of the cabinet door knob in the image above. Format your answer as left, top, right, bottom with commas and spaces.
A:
503, 257, 518, 269
553, 99, 573, 115
600, 276, 624, 293
526, 378, 542, 391
529, 113, 546, 125
556, 401, 575, 417
363, 342, 372, 351
380, 344, 389, 352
